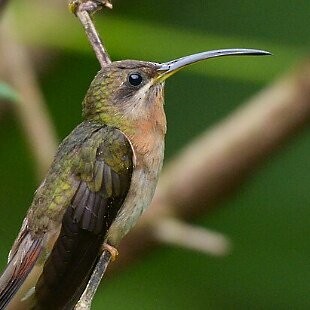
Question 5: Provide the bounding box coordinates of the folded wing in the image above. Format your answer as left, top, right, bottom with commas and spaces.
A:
34, 126, 133, 309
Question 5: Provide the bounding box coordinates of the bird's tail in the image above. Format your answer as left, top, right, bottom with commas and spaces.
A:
0, 229, 43, 310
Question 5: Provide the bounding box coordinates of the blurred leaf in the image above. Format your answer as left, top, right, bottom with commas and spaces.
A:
0, 82, 19, 103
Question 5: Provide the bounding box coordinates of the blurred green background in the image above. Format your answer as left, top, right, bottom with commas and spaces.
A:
1, 0, 310, 309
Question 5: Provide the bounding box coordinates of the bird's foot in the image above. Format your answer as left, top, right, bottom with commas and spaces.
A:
102, 243, 119, 261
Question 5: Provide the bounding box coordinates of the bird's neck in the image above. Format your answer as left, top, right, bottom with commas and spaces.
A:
86, 100, 166, 164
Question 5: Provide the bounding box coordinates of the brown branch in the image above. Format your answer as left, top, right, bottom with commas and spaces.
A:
153, 218, 231, 256
0, 20, 58, 178
110, 60, 310, 271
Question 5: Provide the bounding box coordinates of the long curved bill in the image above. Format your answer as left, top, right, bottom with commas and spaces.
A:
155, 48, 271, 82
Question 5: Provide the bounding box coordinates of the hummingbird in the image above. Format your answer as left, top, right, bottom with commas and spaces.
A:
0, 48, 270, 309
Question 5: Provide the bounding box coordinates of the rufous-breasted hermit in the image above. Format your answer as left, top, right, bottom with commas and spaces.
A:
0, 48, 270, 309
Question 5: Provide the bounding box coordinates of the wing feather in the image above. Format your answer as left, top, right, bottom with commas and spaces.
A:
34, 126, 133, 309
0, 227, 43, 310
0, 124, 133, 309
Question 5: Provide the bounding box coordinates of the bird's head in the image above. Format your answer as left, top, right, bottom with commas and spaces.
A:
82, 48, 270, 136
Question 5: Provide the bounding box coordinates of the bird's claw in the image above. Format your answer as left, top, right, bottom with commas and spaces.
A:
102, 243, 118, 261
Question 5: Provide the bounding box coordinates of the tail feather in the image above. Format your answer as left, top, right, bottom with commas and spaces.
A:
0, 231, 43, 309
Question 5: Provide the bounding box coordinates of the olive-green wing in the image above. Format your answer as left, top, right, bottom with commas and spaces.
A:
33, 124, 133, 309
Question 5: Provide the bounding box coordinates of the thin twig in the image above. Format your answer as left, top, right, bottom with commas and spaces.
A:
70, 1, 113, 308
75, 251, 112, 310
70, 0, 112, 67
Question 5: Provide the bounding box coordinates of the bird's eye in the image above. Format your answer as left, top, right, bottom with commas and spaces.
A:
128, 73, 143, 86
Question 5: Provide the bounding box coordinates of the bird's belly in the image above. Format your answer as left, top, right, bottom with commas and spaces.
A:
107, 152, 164, 245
